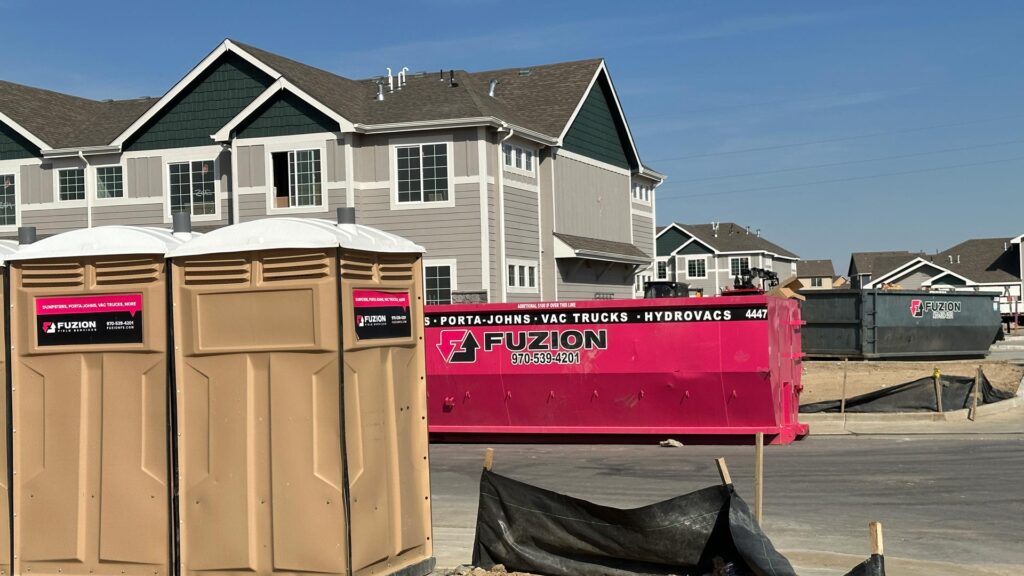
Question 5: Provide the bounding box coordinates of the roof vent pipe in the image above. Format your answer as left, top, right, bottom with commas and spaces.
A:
376, 81, 385, 101
337, 207, 356, 225
387, 67, 394, 92
448, 70, 457, 87
948, 255, 953, 264
400, 67, 409, 86
956, 254, 960, 264
439, 69, 445, 81
172, 210, 192, 235
488, 79, 498, 97
17, 226, 36, 245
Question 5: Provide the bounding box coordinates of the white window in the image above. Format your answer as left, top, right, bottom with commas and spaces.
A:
507, 259, 538, 293
270, 149, 322, 208
502, 143, 536, 175
686, 257, 707, 279
58, 168, 86, 201
656, 260, 668, 280
425, 260, 457, 305
169, 160, 217, 216
634, 273, 653, 294
730, 257, 751, 277
0, 174, 15, 226
811, 277, 824, 287
397, 143, 448, 203
632, 182, 652, 203
95, 166, 124, 198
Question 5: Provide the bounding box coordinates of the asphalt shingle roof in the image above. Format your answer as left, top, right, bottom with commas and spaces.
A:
933, 238, 1020, 284
553, 233, 648, 260
674, 222, 799, 259
848, 251, 921, 278
797, 259, 835, 278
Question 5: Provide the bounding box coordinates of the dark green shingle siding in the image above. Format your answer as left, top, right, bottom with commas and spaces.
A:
678, 241, 713, 256
0, 122, 41, 160
656, 227, 690, 256
562, 75, 637, 170
125, 53, 274, 152
235, 91, 339, 139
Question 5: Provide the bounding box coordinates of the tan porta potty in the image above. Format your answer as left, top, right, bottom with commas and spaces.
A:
167, 216, 433, 576
7, 226, 193, 576
0, 239, 19, 576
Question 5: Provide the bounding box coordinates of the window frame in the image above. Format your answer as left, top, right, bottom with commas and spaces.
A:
685, 256, 708, 279
656, 259, 668, 280
390, 138, 454, 210
285, 148, 323, 208
729, 256, 751, 278
56, 166, 87, 203
507, 258, 539, 294
254, 137, 331, 216
631, 181, 652, 205
0, 170, 18, 229
424, 258, 458, 305
166, 158, 219, 219
502, 142, 537, 177
811, 277, 824, 287
93, 164, 125, 200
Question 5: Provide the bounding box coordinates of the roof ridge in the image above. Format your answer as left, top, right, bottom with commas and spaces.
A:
466, 57, 603, 78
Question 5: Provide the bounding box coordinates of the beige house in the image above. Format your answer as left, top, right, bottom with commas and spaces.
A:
796, 259, 836, 290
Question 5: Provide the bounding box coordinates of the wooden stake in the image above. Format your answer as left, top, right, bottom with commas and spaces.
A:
969, 365, 982, 422
869, 521, 884, 556
482, 448, 494, 471
933, 367, 943, 413
840, 358, 848, 415
715, 457, 732, 486
754, 432, 764, 524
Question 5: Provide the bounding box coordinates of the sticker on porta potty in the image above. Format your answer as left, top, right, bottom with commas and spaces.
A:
35, 293, 144, 346
353, 289, 411, 340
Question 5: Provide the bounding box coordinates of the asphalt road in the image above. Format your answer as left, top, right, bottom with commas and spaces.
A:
428, 435, 1024, 572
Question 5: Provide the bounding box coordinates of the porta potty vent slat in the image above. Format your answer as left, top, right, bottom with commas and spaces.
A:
377, 255, 415, 281
20, 260, 86, 287
260, 252, 330, 282
94, 258, 160, 285
339, 254, 375, 281
182, 257, 250, 286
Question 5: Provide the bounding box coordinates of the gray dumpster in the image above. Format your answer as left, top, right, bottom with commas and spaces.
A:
800, 289, 1002, 359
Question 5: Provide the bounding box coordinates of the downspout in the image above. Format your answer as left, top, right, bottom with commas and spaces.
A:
497, 123, 514, 302
79, 151, 92, 228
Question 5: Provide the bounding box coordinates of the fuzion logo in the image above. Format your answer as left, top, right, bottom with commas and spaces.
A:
357, 314, 388, 327
910, 299, 962, 319
436, 328, 608, 363
42, 320, 98, 333
43, 321, 56, 334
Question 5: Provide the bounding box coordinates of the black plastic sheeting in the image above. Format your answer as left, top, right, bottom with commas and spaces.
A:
472, 469, 884, 576
800, 372, 1015, 413
841, 555, 885, 576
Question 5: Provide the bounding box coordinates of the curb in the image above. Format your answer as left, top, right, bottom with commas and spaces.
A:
800, 397, 1024, 435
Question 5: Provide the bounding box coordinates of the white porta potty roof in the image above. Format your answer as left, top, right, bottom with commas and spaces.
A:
0, 239, 17, 266
165, 218, 425, 259
6, 226, 196, 261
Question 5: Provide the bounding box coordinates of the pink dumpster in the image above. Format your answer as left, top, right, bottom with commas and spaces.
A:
424, 295, 808, 444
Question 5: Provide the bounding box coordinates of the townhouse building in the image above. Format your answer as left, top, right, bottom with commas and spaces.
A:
653, 222, 799, 296
0, 39, 663, 304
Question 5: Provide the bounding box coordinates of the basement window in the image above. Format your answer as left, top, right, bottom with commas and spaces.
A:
271, 149, 322, 208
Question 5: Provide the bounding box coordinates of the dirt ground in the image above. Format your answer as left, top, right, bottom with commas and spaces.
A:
800, 359, 1024, 404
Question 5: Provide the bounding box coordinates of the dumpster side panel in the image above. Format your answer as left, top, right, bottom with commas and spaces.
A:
11, 257, 170, 576
797, 290, 862, 357
870, 291, 1001, 357
173, 251, 347, 576
339, 251, 432, 576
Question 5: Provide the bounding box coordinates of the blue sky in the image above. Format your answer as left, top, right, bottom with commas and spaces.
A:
2, 0, 1021, 272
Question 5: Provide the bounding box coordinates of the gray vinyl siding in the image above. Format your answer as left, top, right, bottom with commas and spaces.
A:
326, 139, 345, 182
555, 261, 634, 300
891, 266, 944, 289
236, 145, 265, 188
553, 154, 630, 243
353, 134, 389, 182
505, 170, 537, 186
19, 163, 53, 204
126, 157, 163, 198
488, 183, 498, 298
538, 152, 556, 300
504, 184, 539, 260
355, 183, 482, 291
92, 203, 164, 227
631, 200, 652, 213
236, 188, 345, 222
452, 130, 478, 178
631, 213, 653, 258
674, 254, 716, 295
21, 207, 86, 236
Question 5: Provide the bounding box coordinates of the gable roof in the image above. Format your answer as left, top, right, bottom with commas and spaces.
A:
661, 222, 799, 259
848, 251, 920, 278
0, 80, 155, 150
797, 259, 835, 278
932, 238, 1020, 284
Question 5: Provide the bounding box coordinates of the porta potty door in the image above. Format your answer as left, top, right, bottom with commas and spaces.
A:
338, 249, 431, 576
9, 256, 170, 576
172, 249, 347, 576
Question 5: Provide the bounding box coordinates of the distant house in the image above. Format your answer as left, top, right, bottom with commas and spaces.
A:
847, 236, 1023, 317
832, 276, 849, 288
652, 222, 799, 296
796, 259, 836, 290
